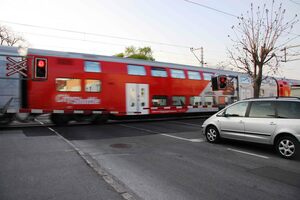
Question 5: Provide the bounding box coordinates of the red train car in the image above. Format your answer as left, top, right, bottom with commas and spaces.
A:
24, 49, 221, 124
0, 46, 293, 125
277, 80, 291, 97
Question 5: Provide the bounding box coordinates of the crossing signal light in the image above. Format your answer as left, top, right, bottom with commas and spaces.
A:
218, 75, 227, 89
211, 75, 228, 91
35, 58, 47, 79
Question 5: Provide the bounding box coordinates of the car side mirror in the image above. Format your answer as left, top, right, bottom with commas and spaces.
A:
217, 112, 226, 117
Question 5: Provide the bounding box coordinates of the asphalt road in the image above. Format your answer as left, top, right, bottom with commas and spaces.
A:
2, 117, 300, 200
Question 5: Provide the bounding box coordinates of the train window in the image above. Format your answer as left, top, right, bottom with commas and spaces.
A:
128, 65, 146, 76
56, 78, 81, 92
170, 69, 185, 79
240, 76, 251, 84
190, 96, 202, 106
85, 79, 101, 92
172, 96, 186, 106
152, 96, 168, 107
151, 67, 167, 77
84, 61, 101, 72
187, 71, 201, 80
204, 96, 214, 106
269, 78, 277, 86
203, 73, 213, 80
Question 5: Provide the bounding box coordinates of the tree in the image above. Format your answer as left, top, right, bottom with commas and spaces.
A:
115, 46, 155, 61
228, 1, 298, 97
0, 24, 25, 46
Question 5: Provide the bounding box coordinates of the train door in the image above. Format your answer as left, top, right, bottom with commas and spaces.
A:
126, 83, 149, 115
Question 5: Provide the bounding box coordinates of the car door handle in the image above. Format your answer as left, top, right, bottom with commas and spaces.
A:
239, 120, 243, 123
270, 122, 276, 125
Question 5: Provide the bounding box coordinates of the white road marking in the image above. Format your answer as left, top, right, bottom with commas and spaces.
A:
119, 124, 160, 134
35, 119, 79, 150
119, 124, 203, 143
227, 148, 269, 159
172, 121, 203, 127
161, 134, 203, 143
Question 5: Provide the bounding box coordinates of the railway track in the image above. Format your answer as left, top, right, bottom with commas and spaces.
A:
1, 115, 210, 129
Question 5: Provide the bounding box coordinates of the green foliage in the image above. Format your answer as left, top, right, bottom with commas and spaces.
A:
115, 46, 155, 61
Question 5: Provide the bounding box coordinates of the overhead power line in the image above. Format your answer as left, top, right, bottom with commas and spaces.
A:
183, 0, 238, 18
183, 0, 300, 37
288, 0, 300, 6
17, 31, 195, 57
0, 20, 190, 49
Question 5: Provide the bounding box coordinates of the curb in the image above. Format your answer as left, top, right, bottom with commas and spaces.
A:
36, 119, 139, 200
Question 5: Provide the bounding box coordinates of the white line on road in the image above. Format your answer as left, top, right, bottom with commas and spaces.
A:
35, 119, 79, 150
119, 124, 203, 143
118, 124, 160, 134
161, 134, 203, 143
227, 148, 269, 159
171, 121, 203, 127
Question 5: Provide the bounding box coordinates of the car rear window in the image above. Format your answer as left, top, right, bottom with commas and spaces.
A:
276, 101, 300, 119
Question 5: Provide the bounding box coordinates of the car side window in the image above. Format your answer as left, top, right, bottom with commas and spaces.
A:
224, 102, 248, 117
249, 101, 275, 118
276, 101, 300, 119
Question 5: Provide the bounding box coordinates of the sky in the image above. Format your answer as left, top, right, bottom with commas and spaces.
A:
0, 0, 299, 79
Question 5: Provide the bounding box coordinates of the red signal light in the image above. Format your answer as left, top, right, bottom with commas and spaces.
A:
218, 75, 227, 89
35, 58, 47, 79
37, 60, 46, 68
219, 77, 226, 83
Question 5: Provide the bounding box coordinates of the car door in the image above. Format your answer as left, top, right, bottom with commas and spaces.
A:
218, 101, 249, 140
243, 101, 277, 144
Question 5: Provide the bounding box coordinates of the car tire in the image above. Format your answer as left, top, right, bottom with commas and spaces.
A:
276, 136, 299, 159
205, 125, 220, 143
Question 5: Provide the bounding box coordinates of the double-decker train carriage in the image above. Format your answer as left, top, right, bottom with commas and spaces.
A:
288, 79, 300, 97
0, 46, 293, 125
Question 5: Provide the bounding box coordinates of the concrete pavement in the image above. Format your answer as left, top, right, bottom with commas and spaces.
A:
0, 128, 125, 200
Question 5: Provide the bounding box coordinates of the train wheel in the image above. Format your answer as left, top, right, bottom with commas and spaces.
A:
73, 114, 86, 122
50, 114, 69, 126
15, 113, 31, 123
0, 114, 14, 125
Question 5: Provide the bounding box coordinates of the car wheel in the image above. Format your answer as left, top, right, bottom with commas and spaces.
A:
205, 125, 220, 143
276, 136, 298, 159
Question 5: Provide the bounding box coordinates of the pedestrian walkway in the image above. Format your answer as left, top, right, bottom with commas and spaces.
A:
0, 129, 124, 200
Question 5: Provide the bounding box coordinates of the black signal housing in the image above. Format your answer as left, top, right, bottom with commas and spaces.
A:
34, 58, 47, 79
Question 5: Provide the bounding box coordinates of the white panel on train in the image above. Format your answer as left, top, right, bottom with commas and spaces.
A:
126, 83, 149, 115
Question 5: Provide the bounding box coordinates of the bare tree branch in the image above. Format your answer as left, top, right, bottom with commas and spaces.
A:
227, 1, 298, 97
0, 24, 26, 47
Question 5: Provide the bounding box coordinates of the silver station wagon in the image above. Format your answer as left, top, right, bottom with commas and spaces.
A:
202, 97, 300, 159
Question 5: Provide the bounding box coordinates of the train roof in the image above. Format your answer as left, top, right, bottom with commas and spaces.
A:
0, 45, 298, 83
0, 45, 243, 76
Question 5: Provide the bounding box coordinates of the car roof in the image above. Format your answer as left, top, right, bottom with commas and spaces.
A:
243, 97, 300, 102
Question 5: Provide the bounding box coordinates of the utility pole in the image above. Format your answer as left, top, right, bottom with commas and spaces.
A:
281, 44, 300, 62
190, 47, 205, 67
200, 47, 204, 67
